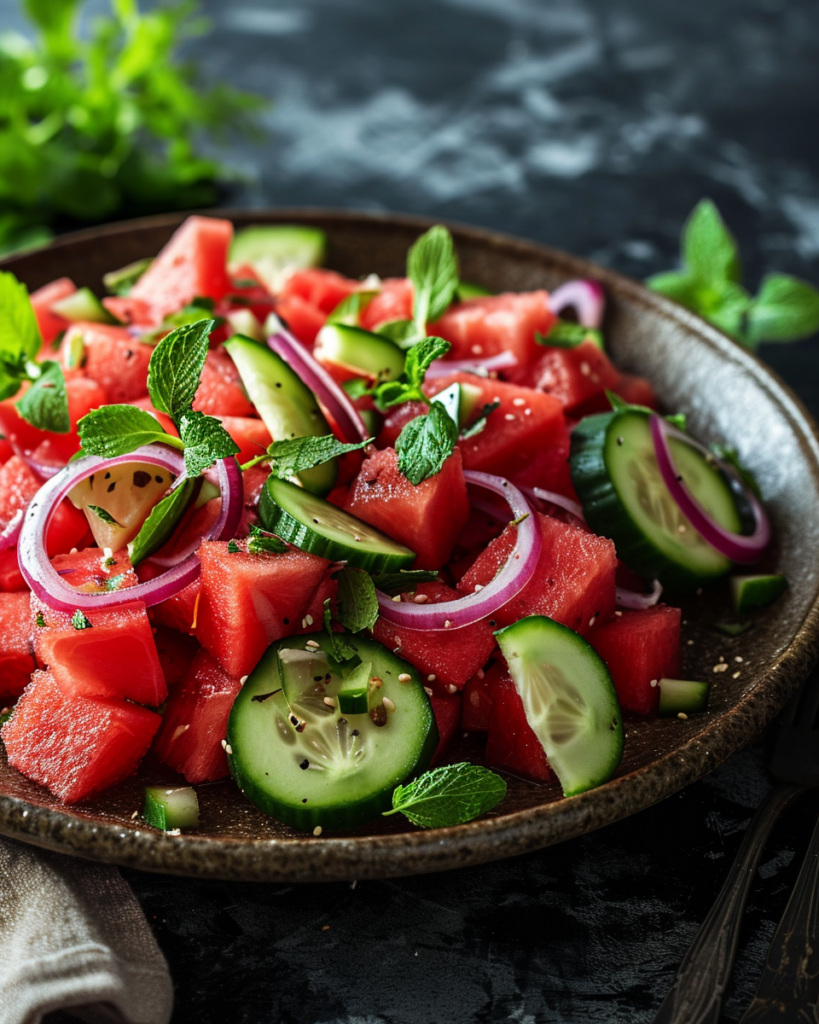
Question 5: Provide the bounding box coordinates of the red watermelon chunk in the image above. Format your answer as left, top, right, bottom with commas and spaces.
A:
30, 277, 75, 349
0, 550, 25, 593
0, 456, 86, 557
152, 649, 242, 784
371, 581, 497, 691
429, 691, 461, 765
461, 670, 493, 733
425, 373, 568, 491
296, 569, 339, 634
612, 372, 658, 409
0, 593, 36, 703
146, 576, 200, 635
343, 446, 469, 570
218, 415, 271, 466
375, 400, 426, 449
511, 340, 620, 417
279, 268, 359, 314
153, 626, 200, 691
485, 664, 553, 783
359, 278, 414, 331
457, 512, 617, 635
129, 215, 233, 324
275, 296, 326, 347
431, 292, 556, 368
60, 323, 152, 403
196, 540, 330, 678
2, 669, 160, 803
590, 605, 682, 715
193, 346, 255, 417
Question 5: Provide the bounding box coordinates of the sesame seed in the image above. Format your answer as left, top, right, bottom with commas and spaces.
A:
313, 826, 323, 837
473, 584, 484, 592
524, 408, 532, 416
424, 686, 434, 696
504, 413, 516, 422
471, 344, 483, 355
513, 397, 526, 406
323, 696, 336, 708
225, 744, 233, 755
301, 618, 308, 629
733, 671, 741, 678
650, 679, 658, 688
220, 739, 227, 750
240, 675, 248, 685
588, 616, 596, 627
735, 656, 744, 663
719, 656, 725, 663
677, 712, 688, 721
383, 697, 396, 711
580, 361, 591, 376
305, 614, 313, 626
713, 663, 728, 673
131, 810, 139, 820
687, 639, 694, 645
103, 547, 113, 559
305, 640, 320, 649
444, 619, 453, 628
322, 924, 330, 930
614, 610, 623, 617
398, 673, 412, 682
354, 535, 361, 542
477, 668, 485, 679
447, 684, 457, 694
427, 674, 437, 682
70, 547, 78, 555
413, 593, 429, 603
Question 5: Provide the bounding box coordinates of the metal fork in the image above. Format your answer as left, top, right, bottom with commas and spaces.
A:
652, 669, 819, 1024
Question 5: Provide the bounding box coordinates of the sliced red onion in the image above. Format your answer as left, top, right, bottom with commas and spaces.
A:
549, 280, 605, 329
616, 578, 663, 610
425, 351, 518, 379
524, 486, 586, 523
376, 471, 541, 631
650, 415, 770, 564
18, 445, 243, 613
266, 314, 369, 443
11, 441, 62, 481
0, 509, 23, 554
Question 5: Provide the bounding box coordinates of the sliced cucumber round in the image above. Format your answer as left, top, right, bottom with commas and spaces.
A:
315, 323, 405, 382
227, 633, 437, 831
229, 225, 327, 291
495, 616, 623, 797
259, 476, 415, 572
570, 409, 742, 591
223, 334, 337, 494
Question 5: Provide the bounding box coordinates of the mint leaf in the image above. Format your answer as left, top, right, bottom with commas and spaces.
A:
103, 258, 153, 297
323, 599, 360, 664
147, 319, 214, 423
260, 435, 372, 478
341, 378, 373, 400
372, 335, 451, 411
683, 199, 742, 284
247, 524, 288, 555
16, 361, 69, 433
178, 410, 240, 478
384, 763, 507, 828
78, 405, 179, 459
336, 566, 379, 632
71, 610, 93, 631
326, 290, 378, 326
377, 319, 425, 348
645, 270, 704, 307
704, 281, 752, 340
87, 505, 121, 527
745, 274, 819, 345
0, 270, 41, 366
537, 321, 604, 350
408, 225, 459, 329
128, 478, 196, 567
371, 569, 439, 595
396, 402, 458, 485
460, 400, 500, 440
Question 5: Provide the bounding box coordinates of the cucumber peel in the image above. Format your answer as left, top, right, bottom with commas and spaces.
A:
730, 574, 788, 615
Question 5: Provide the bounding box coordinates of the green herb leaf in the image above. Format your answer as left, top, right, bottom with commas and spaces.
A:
247, 524, 288, 555
335, 566, 379, 632
460, 400, 500, 440
536, 321, 604, 350
372, 335, 451, 411
78, 404, 178, 459
228, 540, 240, 553
395, 403, 458, 485
16, 361, 70, 433
127, 478, 196, 567
682, 198, 742, 284
326, 290, 378, 326
322, 599, 359, 664
341, 378, 373, 400
103, 258, 153, 297
407, 225, 459, 330
645, 270, 704, 308
147, 319, 213, 424
376, 319, 426, 349
178, 410, 240, 478
370, 569, 440, 595
87, 505, 121, 527
745, 274, 819, 346
71, 610, 93, 631
261, 435, 372, 478
384, 762, 507, 828
0, 270, 42, 367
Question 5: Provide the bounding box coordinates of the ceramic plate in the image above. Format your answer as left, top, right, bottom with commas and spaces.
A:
1, 209, 818, 883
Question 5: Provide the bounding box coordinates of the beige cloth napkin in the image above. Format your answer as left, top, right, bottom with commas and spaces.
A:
0, 837, 173, 1024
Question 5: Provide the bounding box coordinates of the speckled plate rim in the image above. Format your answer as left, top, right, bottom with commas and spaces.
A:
2, 208, 819, 883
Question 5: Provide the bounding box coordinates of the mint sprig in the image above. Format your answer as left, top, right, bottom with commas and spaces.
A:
384, 763, 507, 828
0, 270, 41, 368
335, 566, 379, 633
77, 405, 181, 460
247, 524, 288, 555
16, 360, 70, 434
647, 199, 819, 348
147, 319, 212, 422
370, 335, 451, 412
407, 225, 460, 334
322, 599, 360, 665
395, 401, 458, 485
178, 410, 239, 479
242, 434, 372, 474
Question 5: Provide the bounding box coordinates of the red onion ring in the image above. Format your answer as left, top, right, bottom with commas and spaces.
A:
376, 471, 541, 630
18, 445, 243, 613
549, 280, 605, 329
266, 314, 369, 443
650, 415, 770, 564
425, 351, 518, 379
616, 578, 663, 610
11, 441, 62, 481
0, 509, 23, 554
523, 486, 586, 522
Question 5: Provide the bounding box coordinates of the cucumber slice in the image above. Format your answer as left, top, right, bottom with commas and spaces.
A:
259, 476, 415, 573
51, 286, 116, 324
326, 290, 379, 326
432, 382, 484, 430
223, 334, 337, 495
227, 633, 437, 831
315, 323, 405, 382
456, 281, 492, 300
731, 573, 788, 615
103, 258, 152, 296
226, 308, 264, 343
570, 409, 742, 590
657, 678, 710, 717
229, 226, 327, 291
495, 616, 623, 797
142, 785, 200, 831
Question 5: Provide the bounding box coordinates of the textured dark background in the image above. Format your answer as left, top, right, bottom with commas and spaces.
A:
6, 0, 818, 1020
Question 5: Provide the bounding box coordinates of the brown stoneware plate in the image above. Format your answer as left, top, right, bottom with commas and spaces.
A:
2, 209, 819, 883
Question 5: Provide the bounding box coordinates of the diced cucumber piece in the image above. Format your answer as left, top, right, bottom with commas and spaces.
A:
433, 383, 461, 427
142, 785, 200, 831
315, 323, 405, 382
229, 225, 327, 291
326, 290, 379, 326
495, 616, 623, 797
432, 382, 484, 430
226, 308, 264, 343
657, 678, 710, 717
456, 281, 492, 300
227, 633, 437, 831
336, 660, 375, 715
731, 574, 788, 615
103, 258, 153, 296
64, 332, 86, 370
223, 334, 337, 495
259, 476, 415, 573
570, 408, 742, 591
51, 286, 116, 324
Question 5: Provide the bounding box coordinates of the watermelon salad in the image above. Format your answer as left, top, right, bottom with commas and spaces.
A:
0, 215, 784, 834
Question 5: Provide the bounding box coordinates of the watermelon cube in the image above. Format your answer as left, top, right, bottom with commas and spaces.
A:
59, 323, 152, 404
218, 415, 271, 467
153, 626, 200, 691
196, 540, 330, 678
360, 278, 414, 331
279, 268, 359, 315
275, 296, 326, 347
430, 291, 556, 367
30, 277, 76, 349
0, 593, 36, 702
153, 649, 242, 783
0, 550, 25, 593
590, 605, 682, 715
457, 512, 617, 635
461, 671, 493, 733
429, 691, 462, 766
485, 664, 553, 783
344, 446, 470, 570
2, 669, 161, 803
193, 347, 256, 417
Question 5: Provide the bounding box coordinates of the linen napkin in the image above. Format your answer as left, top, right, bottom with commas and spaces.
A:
0, 837, 173, 1024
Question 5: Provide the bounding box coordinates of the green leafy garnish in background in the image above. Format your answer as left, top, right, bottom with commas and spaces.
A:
647, 199, 819, 349
0, 0, 266, 256
384, 763, 507, 829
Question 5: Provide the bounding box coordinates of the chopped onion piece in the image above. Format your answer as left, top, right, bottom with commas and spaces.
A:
549, 279, 605, 329
616, 579, 663, 610
0, 509, 23, 554
524, 486, 586, 523
425, 351, 518, 379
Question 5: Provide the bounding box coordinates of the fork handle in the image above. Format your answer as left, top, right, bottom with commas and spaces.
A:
651, 782, 802, 1024
738, 794, 819, 1022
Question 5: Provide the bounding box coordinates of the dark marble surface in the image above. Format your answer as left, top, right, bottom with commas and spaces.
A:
10, 0, 819, 1020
